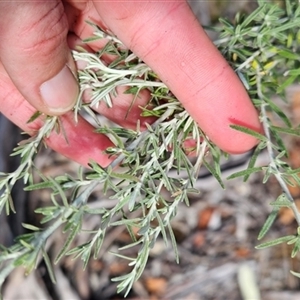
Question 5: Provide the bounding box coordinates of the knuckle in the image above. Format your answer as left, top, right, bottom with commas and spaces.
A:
19, 2, 68, 55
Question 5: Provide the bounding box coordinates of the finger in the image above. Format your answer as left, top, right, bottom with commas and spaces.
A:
0, 1, 79, 116
0, 62, 112, 168
93, 1, 261, 154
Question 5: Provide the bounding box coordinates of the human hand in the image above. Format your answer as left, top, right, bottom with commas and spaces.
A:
0, 1, 261, 167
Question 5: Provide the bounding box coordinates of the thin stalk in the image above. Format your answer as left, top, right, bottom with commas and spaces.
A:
257, 73, 300, 226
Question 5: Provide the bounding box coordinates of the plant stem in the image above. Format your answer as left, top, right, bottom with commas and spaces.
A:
258, 73, 300, 226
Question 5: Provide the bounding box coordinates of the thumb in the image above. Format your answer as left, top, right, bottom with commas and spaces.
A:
0, 1, 78, 115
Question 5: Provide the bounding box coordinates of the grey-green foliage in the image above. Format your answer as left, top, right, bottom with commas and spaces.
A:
1, 0, 300, 296
216, 0, 300, 255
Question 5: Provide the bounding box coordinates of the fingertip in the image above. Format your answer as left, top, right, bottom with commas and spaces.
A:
221, 116, 262, 154
93, 1, 262, 154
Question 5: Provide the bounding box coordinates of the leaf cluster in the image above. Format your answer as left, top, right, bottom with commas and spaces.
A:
214, 0, 300, 260
1, 0, 300, 296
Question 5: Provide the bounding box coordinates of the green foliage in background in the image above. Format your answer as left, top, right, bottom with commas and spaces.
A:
1, 0, 300, 296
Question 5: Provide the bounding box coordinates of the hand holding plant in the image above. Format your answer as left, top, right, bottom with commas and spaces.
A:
0, 0, 260, 168
1, 0, 300, 297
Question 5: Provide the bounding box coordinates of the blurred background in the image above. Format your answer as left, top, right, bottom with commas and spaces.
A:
1, 1, 300, 299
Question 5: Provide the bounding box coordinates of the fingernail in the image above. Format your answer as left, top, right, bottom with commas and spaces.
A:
40, 65, 79, 113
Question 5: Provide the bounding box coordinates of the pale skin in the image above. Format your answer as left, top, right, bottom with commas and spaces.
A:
0, 1, 261, 168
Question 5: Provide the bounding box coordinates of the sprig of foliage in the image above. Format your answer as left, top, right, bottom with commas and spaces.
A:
215, 0, 300, 257
0, 19, 210, 297
0, 115, 57, 214
1, 0, 300, 296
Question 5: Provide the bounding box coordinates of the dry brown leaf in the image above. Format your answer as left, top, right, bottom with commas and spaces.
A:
145, 277, 168, 296
235, 247, 251, 258
197, 206, 216, 230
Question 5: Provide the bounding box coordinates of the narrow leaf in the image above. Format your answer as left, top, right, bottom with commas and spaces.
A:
55, 223, 80, 264
243, 143, 265, 181
22, 223, 41, 232
242, 4, 265, 27
278, 49, 299, 60
202, 159, 224, 189
292, 238, 300, 258
24, 181, 54, 191
230, 125, 268, 142
42, 247, 56, 284
256, 235, 295, 249
168, 223, 179, 264
27, 111, 42, 124
269, 193, 292, 208
48, 177, 69, 207
257, 207, 280, 240
291, 270, 300, 278
227, 167, 263, 180
271, 125, 300, 136
277, 75, 298, 93
264, 98, 292, 128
